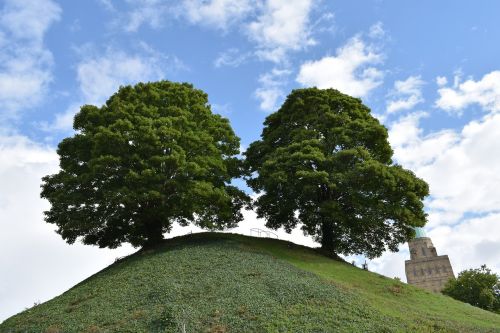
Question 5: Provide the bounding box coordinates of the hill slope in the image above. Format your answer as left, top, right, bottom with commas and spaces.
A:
1, 233, 499, 332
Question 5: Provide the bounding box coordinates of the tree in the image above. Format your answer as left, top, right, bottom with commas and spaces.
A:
442, 265, 500, 313
41, 81, 249, 248
245, 88, 429, 258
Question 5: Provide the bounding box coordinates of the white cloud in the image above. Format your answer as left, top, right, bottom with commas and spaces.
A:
183, 0, 254, 30
309, 11, 335, 35
214, 48, 251, 68
420, 115, 500, 216
374, 111, 500, 281
125, 0, 167, 32
40, 103, 80, 132
388, 112, 459, 171
43, 45, 180, 132
389, 112, 500, 216
0, 0, 61, 118
254, 68, 291, 112
0, 0, 60, 41
430, 213, 500, 275
119, 0, 254, 32
368, 21, 385, 39
436, 76, 447, 86
436, 70, 500, 113
386, 75, 425, 114
247, 0, 315, 62
107, 0, 319, 66
97, 0, 116, 11
296, 36, 383, 97
102, 0, 174, 33
118, 0, 318, 62
77, 49, 165, 105
211, 103, 232, 115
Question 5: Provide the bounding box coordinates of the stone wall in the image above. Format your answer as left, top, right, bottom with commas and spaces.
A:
405, 237, 454, 293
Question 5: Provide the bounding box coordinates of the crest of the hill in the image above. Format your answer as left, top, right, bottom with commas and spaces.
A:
1, 233, 499, 333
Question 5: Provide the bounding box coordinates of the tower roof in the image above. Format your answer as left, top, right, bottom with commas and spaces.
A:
414, 227, 427, 238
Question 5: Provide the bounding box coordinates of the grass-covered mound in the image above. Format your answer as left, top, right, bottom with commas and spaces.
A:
1, 233, 500, 332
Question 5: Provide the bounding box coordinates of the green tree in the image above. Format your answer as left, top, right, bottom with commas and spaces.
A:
443, 265, 500, 313
41, 81, 249, 248
245, 88, 429, 258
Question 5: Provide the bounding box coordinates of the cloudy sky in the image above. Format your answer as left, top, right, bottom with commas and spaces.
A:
2, 0, 500, 322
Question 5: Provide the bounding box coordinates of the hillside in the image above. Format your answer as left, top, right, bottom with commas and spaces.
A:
1, 233, 499, 333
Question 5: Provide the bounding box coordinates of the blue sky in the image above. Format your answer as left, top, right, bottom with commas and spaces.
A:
2, 0, 500, 321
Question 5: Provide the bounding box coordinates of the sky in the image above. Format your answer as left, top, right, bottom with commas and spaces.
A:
1, 0, 500, 322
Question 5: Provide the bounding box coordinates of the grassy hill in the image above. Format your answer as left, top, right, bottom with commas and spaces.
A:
1, 233, 499, 333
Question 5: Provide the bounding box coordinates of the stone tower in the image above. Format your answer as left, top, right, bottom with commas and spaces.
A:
405, 228, 454, 293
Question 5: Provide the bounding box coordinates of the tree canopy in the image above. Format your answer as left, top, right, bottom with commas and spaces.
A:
442, 265, 500, 314
41, 81, 249, 248
245, 88, 429, 258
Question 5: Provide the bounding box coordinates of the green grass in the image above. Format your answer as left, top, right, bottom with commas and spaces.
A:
1, 232, 499, 332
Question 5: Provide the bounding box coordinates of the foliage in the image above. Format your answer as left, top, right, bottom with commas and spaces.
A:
245, 88, 429, 258
2, 233, 499, 333
442, 265, 500, 313
41, 81, 249, 248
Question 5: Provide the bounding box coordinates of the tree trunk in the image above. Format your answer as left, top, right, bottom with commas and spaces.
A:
143, 218, 164, 249
321, 219, 335, 253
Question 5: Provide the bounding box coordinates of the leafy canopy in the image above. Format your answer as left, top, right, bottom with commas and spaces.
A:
41, 81, 249, 248
443, 265, 500, 314
245, 88, 429, 258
